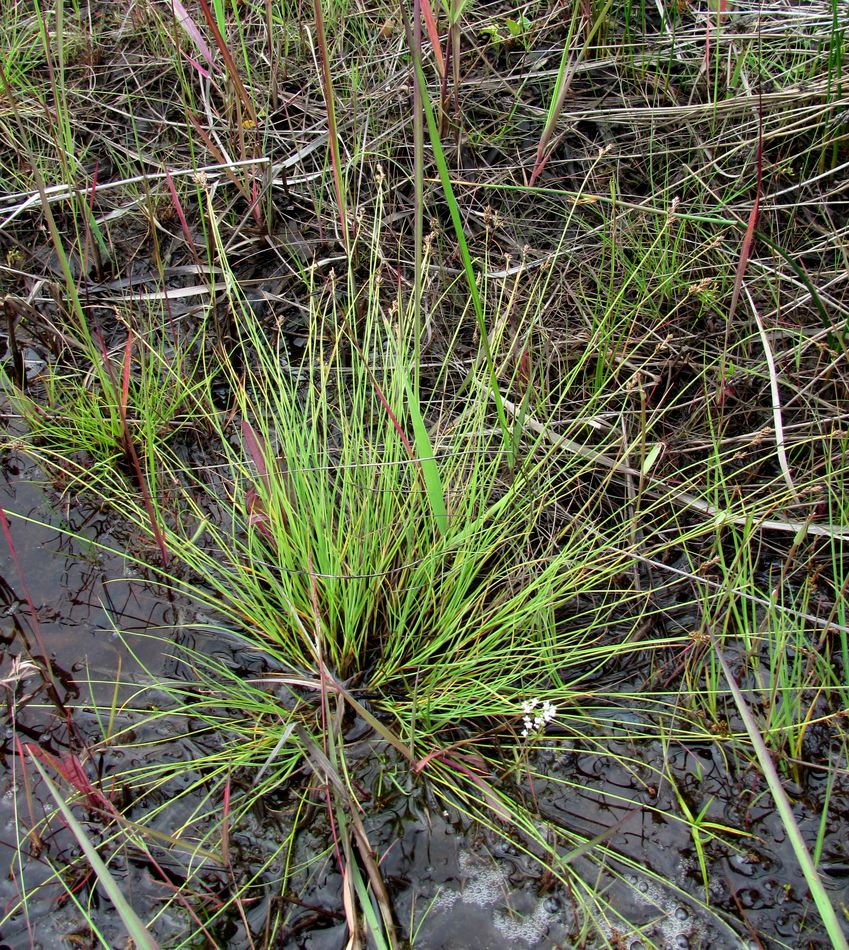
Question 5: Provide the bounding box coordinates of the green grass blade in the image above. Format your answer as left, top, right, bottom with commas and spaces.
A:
28, 755, 160, 950
709, 634, 849, 949
409, 48, 512, 460
406, 385, 448, 534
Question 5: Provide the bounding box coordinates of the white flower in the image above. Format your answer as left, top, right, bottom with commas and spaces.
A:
519, 697, 557, 737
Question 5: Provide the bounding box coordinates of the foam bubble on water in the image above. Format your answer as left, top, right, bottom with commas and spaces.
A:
622, 874, 705, 948
458, 853, 504, 907
494, 897, 551, 944
433, 850, 554, 946
434, 887, 459, 910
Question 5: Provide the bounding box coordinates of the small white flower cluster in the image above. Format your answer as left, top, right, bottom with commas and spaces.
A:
521, 698, 557, 738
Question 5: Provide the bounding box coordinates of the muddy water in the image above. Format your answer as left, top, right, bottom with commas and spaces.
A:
0, 459, 847, 948
0, 457, 184, 686
0, 457, 188, 948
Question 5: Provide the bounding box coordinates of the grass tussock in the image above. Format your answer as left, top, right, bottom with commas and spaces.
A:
0, 0, 848, 946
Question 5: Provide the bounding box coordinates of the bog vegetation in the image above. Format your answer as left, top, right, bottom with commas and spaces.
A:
0, 0, 848, 946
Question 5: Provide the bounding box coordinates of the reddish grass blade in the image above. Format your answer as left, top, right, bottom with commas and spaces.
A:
306, 550, 330, 746
26, 745, 111, 814
86, 162, 98, 213
220, 770, 231, 866
241, 420, 269, 480
81, 161, 102, 278
726, 92, 763, 327
244, 487, 276, 542
420, 0, 445, 78
438, 753, 511, 822
196, 0, 258, 127
312, 0, 349, 252
29, 754, 161, 950
437, 34, 451, 135
120, 331, 132, 413
184, 112, 251, 200
27, 746, 221, 945
172, 0, 218, 74
97, 332, 170, 567
264, 0, 278, 110
347, 336, 415, 458
241, 421, 278, 543
529, 5, 580, 186
163, 169, 199, 260
194, 0, 262, 226
10, 740, 39, 948
181, 50, 215, 80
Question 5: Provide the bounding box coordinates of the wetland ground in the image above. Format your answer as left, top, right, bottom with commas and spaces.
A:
1, 0, 849, 946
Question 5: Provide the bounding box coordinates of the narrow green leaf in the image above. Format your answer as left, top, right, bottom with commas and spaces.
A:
409, 47, 512, 462
401, 363, 447, 535
708, 636, 849, 949
641, 442, 663, 476
29, 755, 160, 950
